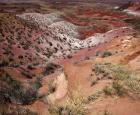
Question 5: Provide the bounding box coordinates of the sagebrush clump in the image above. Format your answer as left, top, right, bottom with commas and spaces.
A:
93, 63, 140, 97
48, 91, 87, 115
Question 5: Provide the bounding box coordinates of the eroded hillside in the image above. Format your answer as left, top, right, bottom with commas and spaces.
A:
0, 1, 140, 115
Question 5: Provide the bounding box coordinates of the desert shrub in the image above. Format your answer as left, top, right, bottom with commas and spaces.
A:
0, 59, 9, 67
93, 63, 130, 80
11, 63, 20, 68
112, 81, 125, 96
21, 71, 32, 79
0, 106, 38, 115
103, 86, 114, 96
27, 64, 35, 70
18, 55, 23, 59
125, 75, 140, 94
93, 63, 113, 78
79, 17, 91, 22
0, 98, 9, 115
67, 55, 72, 59
48, 105, 64, 115
48, 91, 87, 115
65, 93, 86, 115
104, 110, 110, 115
0, 73, 37, 105
73, 61, 80, 65
93, 63, 140, 97
31, 79, 42, 91
95, 51, 100, 56
91, 80, 97, 86
43, 63, 61, 75
123, 18, 140, 30
16, 107, 37, 115
102, 51, 112, 58
114, 69, 130, 81
85, 91, 103, 103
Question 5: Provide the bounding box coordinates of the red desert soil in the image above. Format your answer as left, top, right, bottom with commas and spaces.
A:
63, 61, 112, 97
0, 3, 140, 115
64, 7, 128, 39
53, 34, 140, 115
88, 97, 140, 115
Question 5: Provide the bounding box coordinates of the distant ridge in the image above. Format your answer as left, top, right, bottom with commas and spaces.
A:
0, 0, 139, 5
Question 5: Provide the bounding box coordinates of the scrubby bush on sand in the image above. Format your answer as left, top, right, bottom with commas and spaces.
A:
93, 63, 140, 97
48, 91, 87, 115
102, 51, 112, 58
43, 63, 61, 75
0, 73, 39, 105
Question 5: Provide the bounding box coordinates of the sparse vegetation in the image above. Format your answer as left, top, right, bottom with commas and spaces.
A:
0, 104, 37, 115
104, 110, 110, 115
43, 63, 61, 75
0, 59, 9, 67
93, 63, 140, 97
0, 99, 9, 115
31, 78, 42, 91
85, 91, 103, 104
48, 91, 87, 115
102, 51, 112, 58
27, 64, 35, 70
0, 72, 38, 105
93, 63, 130, 80
123, 18, 140, 30
91, 80, 97, 86
112, 81, 125, 96
125, 75, 140, 95
95, 51, 100, 56
16, 107, 37, 115
21, 71, 32, 79
103, 86, 114, 96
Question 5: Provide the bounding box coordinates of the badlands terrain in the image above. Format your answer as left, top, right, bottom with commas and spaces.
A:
0, 1, 140, 115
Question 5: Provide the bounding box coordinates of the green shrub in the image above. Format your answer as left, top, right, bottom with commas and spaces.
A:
85, 91, 103, 103
93, 63, 140, 97
114, 69, 130, 81
93, 63, 131, 80
31, 79, 42, 91
103, 86, 114, 96
125, 76, 140, 94
112, 81, 125, 96
102, 51, 112, 58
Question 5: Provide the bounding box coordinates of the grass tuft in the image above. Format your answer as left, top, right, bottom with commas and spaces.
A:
93, 63, 140, 97
48, 91, 87, 115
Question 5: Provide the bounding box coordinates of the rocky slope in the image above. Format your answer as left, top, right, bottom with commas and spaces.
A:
0, 12, 134, 68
